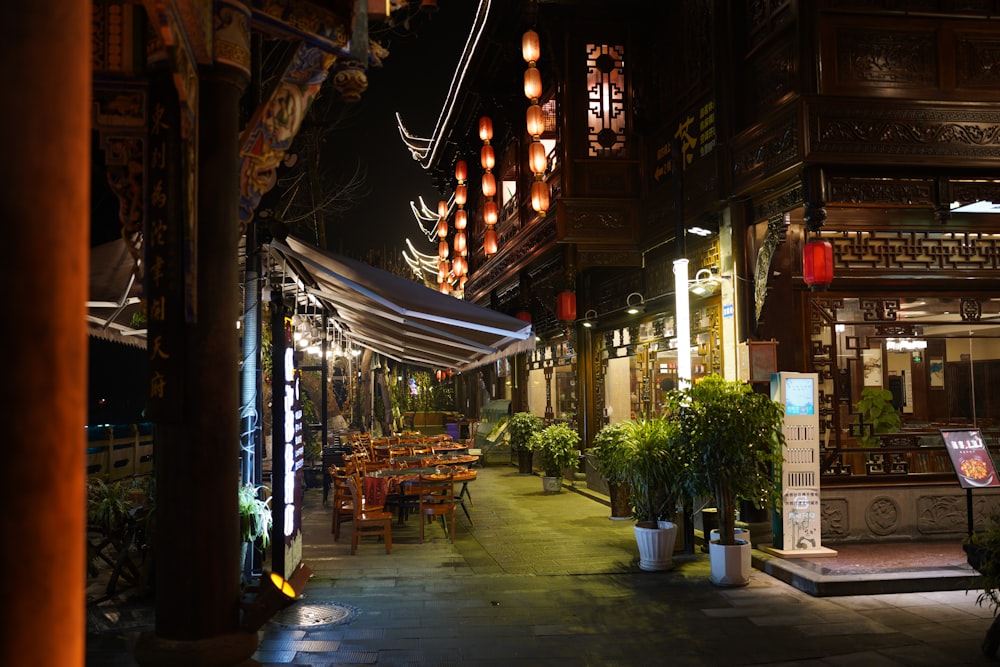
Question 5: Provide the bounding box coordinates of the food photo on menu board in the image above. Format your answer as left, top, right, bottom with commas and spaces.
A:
941, 429, 1000, 488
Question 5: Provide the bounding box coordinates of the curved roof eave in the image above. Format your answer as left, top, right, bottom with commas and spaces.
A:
394, 0, 495, 171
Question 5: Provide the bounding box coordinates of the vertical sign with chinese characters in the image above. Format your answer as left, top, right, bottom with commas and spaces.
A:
145, 79, 183, 420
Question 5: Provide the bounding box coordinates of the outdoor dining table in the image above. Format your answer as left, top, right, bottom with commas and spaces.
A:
364, 467, 477, 525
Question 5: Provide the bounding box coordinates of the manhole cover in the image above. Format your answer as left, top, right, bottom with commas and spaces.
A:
269, 602, 357, 628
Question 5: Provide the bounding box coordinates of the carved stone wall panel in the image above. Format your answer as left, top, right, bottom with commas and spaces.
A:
821, 498, 849, 538
865, 496, 901, 536
806, 98, 1000, 164
731, 107, 801, 195
914, 494, 1000, 534
826, 176, 935, 206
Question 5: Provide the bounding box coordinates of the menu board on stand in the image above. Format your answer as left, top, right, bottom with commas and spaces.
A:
763, 372, 837, 558
941, 429, 1000, 536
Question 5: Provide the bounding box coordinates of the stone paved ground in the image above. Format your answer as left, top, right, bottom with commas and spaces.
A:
86, 466, 998, 666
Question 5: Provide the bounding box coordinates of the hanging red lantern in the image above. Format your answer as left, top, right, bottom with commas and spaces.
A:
439, 281, 450, 294
438, 239, 449, 260
522, 29, 540, 64
515, 310, 532, 323
454, 208, 467, 230
803, 238, 834, 289
556, 290, 576, 322
484, 227, 498, 256
524, 66, 542, 101
483, 199, 499, 225
480, 144, 495, 171
455, 184, 467, 207
453, 229, 467, 254
481, 172, 497, 198
436, 218, 448, 238
530, 179, 550, 214
526, 104, 545, 138
437, 200, 448, 218
479, 116, 493, 142
436, 369, 444, 381
454, 159, 468, 182
528, 140, 547, 175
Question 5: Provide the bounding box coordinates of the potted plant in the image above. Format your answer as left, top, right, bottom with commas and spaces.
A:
665, 374, 785, 586
239, 482, 273, 583
964, 516, 1000, 656
507, 411, 543, 474
619, 417, 686, 570
527, 422, 581, 493
586, 421, 634, 520
853, 387, 901, 447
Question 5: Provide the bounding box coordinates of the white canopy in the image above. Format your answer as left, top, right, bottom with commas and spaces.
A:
271, 236, 535, 371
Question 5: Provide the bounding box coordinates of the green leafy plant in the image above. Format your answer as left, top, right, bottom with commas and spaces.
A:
586, 421, 634, 485
528, 423, 580, 477
665, 375, 785, 546
507, 411, 543, 453
853, 387, 901, 447
239, 483, 272, 550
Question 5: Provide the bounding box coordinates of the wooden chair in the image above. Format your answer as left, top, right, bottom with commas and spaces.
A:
416, 474, 456, 544
329, 469, 354, 541
345, 476, 393, 555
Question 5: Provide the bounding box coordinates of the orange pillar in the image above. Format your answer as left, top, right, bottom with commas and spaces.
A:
0, 3, 90, 666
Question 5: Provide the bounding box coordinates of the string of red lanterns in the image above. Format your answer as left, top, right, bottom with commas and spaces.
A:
523, 29, 549, 217
452, 159, 468, 292
480, 116, 498, 256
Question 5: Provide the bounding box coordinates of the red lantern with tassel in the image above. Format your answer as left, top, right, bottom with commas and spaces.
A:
556, 291, 576, 322
803, 238, 834, 289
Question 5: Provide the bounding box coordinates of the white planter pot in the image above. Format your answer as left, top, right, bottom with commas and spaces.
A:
541, 475, 563, 493
634, 521, 678, 571
709, 539, 751, 586
710, 527, 750, 548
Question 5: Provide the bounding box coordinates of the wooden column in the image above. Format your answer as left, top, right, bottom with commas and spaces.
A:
135, 3, 254, 663
0, 4, 90, 666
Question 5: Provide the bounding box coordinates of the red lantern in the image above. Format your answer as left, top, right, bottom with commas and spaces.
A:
479, 116, 493, 142
484, 227, 498, 256
455, 184, 467, 207
437, 200, 448, 217
454, 159, 468, 182
515, 310, 532, 323
524, 66, 542, 101
803, 239, 834, 288
454, 208, 467, 230
528, 140, 547, 175
453, 229, 467, 254
481, 172, 497, 198
480, 144, 495, 171
438, 239, 449, 260
436, 218, 448, 238
483, 200, 499, 226
522, 29, 540, 64
439, 282, 450, 294
526, 104, 545, 138
556, 291, 576, 322
530, 179, 550, 214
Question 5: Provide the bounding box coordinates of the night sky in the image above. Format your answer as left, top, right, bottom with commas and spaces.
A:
323, 1, 477, 255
